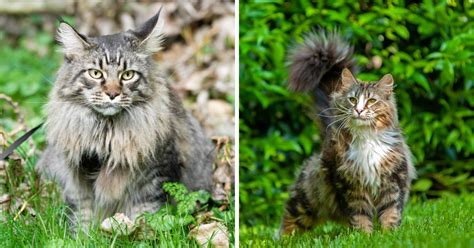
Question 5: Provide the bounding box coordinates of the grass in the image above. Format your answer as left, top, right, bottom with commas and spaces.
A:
0, 172, 234, 247
0, 144, 234, 247
1, 200, 206, 247
0, 151, 234, 247
240, 194, 474, 247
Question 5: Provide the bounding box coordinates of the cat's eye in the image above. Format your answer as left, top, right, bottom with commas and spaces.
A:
88, 69, 103, 79
348, 97, 358, 104
367, 98, 377, 105
121, 70, 135, 81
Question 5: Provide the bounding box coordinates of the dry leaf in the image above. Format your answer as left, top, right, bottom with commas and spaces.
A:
0, 194, 11, 213
100, 213, 136, 236
190, 221, 229, 248
211, 136, 234, 201
198, 100, 234, 137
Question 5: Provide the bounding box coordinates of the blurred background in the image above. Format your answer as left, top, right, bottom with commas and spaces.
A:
0, 0, 235, 242
240, 0, 473, 228
0, 0, 234, 137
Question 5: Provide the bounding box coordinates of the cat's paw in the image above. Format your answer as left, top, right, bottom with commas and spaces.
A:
350, 215, 373, 234
379, 207, 401, 231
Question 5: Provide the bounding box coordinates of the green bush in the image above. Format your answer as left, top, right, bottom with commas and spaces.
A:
0, 23, 59, 147
240, 0, 474, 226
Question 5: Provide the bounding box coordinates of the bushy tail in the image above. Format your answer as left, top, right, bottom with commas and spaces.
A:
288, 30, 355, 135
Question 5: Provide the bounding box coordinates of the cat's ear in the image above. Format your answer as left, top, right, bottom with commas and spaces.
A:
56, 21, 91, 58
377, 73, 394, 95
131, 7, 164, 54
340, 68, 357, 91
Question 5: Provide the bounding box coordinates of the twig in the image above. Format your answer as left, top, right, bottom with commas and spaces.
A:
13, 200, 27, 221
0, 194, 11, 205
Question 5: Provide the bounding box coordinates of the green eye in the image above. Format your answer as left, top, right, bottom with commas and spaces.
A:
88, 69, 103, 79
349, 97, 358, 104
121, 70, 135, 81
367, 98, 377, 105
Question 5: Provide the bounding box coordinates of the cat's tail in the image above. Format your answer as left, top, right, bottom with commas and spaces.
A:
288, 30, 355, 134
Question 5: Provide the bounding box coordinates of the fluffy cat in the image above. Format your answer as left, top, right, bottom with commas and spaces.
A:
36, 10, 214, 231
281, 31, 416, 235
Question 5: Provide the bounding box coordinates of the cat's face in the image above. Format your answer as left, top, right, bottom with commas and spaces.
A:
332, 69, 395, 129
55, 10, 164, 116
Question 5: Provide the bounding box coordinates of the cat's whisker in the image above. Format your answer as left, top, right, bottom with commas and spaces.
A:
326, 114, 350, 132
334, 102, 350, 111
316, 112, 347, 118
334, 116, 350, 139
319, 107, 347, 114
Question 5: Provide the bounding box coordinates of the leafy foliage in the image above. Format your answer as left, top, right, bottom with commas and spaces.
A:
0, 23, 58, 147
141, 182, 233, 244
240, 0, 474, 225
137, 183, 209, 237
162, 182, 211, 216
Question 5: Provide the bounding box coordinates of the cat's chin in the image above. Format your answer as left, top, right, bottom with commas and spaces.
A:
92, 106, 122, 116
351, 118, 371, 127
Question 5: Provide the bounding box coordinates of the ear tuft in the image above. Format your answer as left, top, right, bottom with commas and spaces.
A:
340, 68, 357, 91
378, 73, 394, 95
379, 73, 394, 87
56, 22, 90, 57
131, 7, 164, 54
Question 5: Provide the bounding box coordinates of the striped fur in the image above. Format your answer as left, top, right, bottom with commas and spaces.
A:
37, 11, 214, 232
281, 31, 416, 235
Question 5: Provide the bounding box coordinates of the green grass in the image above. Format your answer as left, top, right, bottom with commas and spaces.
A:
240, 194, 474, 247
0, 180, 234, 247
1, 200, 200, 247
0, 151, 234, 247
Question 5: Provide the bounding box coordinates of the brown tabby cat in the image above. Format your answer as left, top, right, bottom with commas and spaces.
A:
280, 31, 416, 235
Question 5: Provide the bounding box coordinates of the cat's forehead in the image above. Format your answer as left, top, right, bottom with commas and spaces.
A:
348, 82, 382, 96
91, 33, 134, 52
84, 34, 140, 68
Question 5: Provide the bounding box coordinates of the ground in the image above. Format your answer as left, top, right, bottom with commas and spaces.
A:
240, 194, 474, 247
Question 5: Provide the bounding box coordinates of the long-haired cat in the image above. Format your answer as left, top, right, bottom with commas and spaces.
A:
280, 31, 416, 235
37, 10, 214, 231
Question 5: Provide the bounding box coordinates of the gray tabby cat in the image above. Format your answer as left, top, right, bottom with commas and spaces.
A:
37, 10, 214, 231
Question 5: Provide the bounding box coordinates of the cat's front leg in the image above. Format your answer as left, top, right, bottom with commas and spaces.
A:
38, 149, 95, 233
128, 177, 169, 221
129, 199, 163, 221
376, 180, 403, 230
280, 190, 317, 236
279, 166, 320, 236
65, 188, 95, 233
346, 191, 374, 233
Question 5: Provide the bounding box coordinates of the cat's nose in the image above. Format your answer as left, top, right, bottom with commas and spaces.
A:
354, 109, 363, 116
105, 91, 121, 100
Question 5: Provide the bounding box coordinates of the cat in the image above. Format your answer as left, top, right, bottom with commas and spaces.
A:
280, 31, 416, 235
36, 9, 214, 231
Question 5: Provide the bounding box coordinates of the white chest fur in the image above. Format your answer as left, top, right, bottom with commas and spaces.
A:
346, 130, 397, 188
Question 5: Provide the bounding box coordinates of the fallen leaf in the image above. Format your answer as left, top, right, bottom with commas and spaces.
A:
100, 213, 136, 236
190, 221, 229, 248
0, 194, 10, 205
0, 194, 11, 220
197, 100, 234, 137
